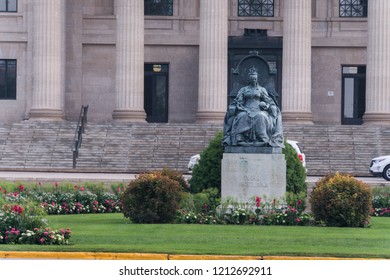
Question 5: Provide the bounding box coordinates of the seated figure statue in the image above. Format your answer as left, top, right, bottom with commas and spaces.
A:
223, 66, 284, 148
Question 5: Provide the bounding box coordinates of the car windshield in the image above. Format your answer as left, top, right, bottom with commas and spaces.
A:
296, 142, 303, 153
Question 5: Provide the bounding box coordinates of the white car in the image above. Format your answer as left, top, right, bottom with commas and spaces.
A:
369, 155, 390, 181
286, 140, 307, 172
188, 154, 200, 171
187, 140, 307, 172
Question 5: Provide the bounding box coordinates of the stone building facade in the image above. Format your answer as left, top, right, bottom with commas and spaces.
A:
1, 0, 389, 126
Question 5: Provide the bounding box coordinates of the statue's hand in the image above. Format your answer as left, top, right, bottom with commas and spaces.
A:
259, 101, 269, 110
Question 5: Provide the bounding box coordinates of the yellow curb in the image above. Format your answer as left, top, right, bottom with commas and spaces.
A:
169, 254, 262, 260
0, 251, 384, 260
262, 256, 362, 260
0, 251, 168, 260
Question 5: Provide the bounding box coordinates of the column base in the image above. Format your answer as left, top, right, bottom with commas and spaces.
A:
363, 112, 390, 125
112, 109, 147, 122
28, 108, 64, 120
195, 111, 225, 124
282, 111, 313, 124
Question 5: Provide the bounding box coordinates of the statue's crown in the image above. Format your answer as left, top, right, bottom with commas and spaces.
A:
248, 66, 258, 76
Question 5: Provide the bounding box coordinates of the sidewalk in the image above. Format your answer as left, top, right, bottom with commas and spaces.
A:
0, 171, 137, 184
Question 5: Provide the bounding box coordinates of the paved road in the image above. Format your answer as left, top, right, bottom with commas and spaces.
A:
0, 171, 389, 187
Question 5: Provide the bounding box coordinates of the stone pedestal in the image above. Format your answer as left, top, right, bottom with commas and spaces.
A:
221, 153, 286, 203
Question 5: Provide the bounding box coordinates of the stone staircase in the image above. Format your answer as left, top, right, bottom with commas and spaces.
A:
0, 121, 389, 176
284, 124, 390, 176
0, 121, 222, 173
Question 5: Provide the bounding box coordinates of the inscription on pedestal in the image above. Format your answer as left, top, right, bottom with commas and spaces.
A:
221, 153, 286, 203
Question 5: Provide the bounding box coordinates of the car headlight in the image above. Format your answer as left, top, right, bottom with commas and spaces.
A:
373, 158, 386, 164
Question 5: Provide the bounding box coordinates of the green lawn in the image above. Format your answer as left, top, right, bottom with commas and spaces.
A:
1, 214, 390, 259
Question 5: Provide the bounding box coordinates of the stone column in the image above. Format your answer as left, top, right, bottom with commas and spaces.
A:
281, 0, 313, 123
196, 0, 228, 123
29, 0, 64, 120
363, 0, 390, 124
112, 0, 146, 122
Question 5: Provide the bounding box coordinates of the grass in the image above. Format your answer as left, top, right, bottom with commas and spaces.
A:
1, 214, 390, 259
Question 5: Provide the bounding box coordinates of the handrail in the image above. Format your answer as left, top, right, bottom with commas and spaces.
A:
72, 105, 89, 168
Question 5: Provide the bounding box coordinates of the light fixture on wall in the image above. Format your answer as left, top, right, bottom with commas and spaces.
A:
153, 64, 162, 72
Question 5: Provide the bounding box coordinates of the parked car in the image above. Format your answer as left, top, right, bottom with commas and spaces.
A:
188, 154, 200, 172
369, 155, 390, 181
286, 140, 307, 172
187, 140, 307, 172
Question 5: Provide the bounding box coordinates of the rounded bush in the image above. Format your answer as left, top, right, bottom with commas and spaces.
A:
310, 173, 372, 227
154, 167, 189, 190
121, 172, 182, 223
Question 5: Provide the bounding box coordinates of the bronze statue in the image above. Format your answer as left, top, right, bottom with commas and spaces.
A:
223, 66, 284, 148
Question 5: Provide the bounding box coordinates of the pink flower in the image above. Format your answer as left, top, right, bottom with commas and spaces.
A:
55, 182, 58, 187
43, 232, 48, 236
296, 218, 301, 223
80, 186, 85, 191
255, 196, 261, 207
39, 238, 45, 243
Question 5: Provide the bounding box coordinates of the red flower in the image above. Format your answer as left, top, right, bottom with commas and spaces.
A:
255, 196, 261, 207
12, 205, 24, 214
74, 185, 78, 190
18, 184, 24, 191
80, 186, 85, 191
55, 182, 58, 187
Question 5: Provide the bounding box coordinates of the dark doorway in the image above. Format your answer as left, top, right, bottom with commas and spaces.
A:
341, 65, 366, 125
144, 64, 169, 123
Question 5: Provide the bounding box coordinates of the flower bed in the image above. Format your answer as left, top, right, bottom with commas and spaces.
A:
176, 196, 313, 226
0, 182, 122, 215
0, 180, 124, 245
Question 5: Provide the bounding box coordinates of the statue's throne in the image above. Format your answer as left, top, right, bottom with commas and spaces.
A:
229, 51, 279, 107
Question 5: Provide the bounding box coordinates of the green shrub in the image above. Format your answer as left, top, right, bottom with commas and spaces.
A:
154, 167, 189, 190
179, 187, 220, 214
283, 140, 307, 195
310, 173, 372, 227
121, 172, 182, 223
188, 131, 223, 193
